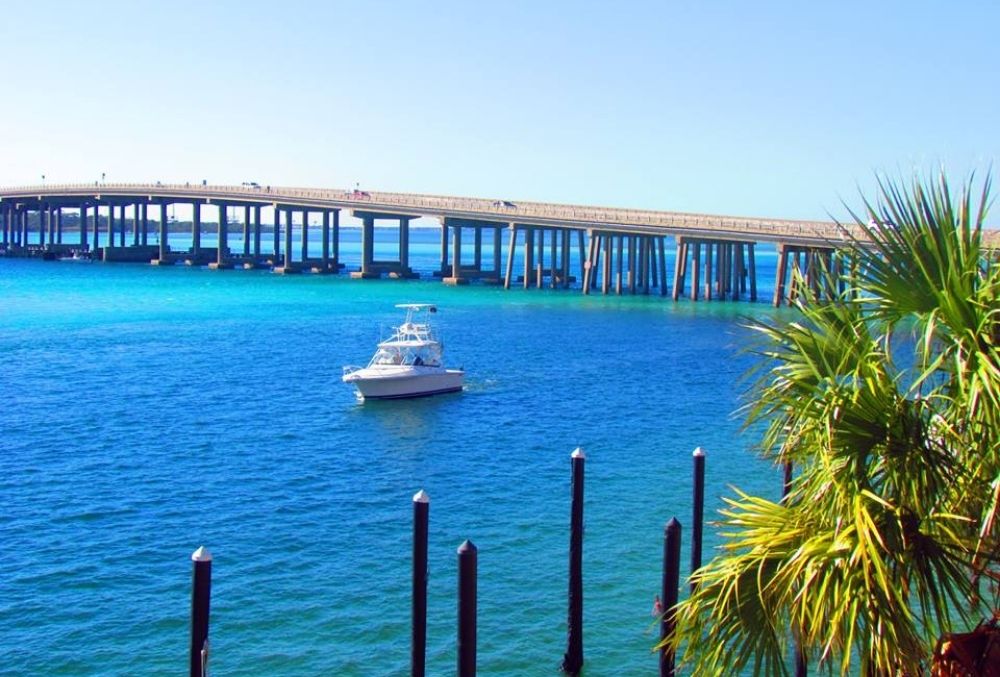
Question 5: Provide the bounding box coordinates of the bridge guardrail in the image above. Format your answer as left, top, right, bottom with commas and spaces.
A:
3, 182, 990, 246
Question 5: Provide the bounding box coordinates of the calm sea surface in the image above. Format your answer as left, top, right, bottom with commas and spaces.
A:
1, 229, 790, 675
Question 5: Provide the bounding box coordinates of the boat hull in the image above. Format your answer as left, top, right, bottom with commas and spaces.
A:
343, 367, 464, 400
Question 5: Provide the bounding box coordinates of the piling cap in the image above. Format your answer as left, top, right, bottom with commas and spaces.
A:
191, 546, 213, 562
693, 447, 706, 457
457, 539, 477, 554
571, 447, 586, 460
413, 489, 430, 503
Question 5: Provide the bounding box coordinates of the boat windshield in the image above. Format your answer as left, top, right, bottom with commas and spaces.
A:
369, 345, 441, 367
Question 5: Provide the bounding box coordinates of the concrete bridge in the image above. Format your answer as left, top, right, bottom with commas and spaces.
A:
0, 182, 891, 305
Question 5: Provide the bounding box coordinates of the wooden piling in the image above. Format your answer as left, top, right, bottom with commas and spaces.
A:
562, 448, 586, 675
457, 540, 478, 677
412, 490, 430, 677
660, 518, 681, 677
189, 546, 212, 677
691, 448, 705, 589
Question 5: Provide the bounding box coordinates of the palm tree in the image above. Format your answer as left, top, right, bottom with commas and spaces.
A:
664, 172, 1000, 674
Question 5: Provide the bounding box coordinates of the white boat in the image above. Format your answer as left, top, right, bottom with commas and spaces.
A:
342, 304, 464, 400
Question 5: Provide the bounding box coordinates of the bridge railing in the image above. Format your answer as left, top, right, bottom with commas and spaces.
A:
0, 182, 887, 244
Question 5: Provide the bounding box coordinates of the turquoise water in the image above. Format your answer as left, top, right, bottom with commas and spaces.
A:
0, 239, 787, 675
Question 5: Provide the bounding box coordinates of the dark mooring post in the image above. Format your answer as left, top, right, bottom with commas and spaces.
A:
660, 518, 681, 677
412, 490, 430, 677
189, 546, 213, 677
457, 540, 478, 677
562, 447, 586, 675
691, 447, 705, 591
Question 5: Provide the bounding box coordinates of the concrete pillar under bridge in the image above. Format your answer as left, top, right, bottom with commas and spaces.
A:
151, 201, 173, 265
772, 242, 843, 307
1, 204, 9, 248
349, 210, 419, 280
208, 203, 234, 270
274, 207, 299, 274
583, 230, 665, 296
309, 209, 340, 274
672, 236, 757, 303
442, 217, 506, 285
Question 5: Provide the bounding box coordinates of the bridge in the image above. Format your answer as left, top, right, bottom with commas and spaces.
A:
0, 182, 896, 306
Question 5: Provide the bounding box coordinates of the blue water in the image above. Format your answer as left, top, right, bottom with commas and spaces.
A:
0, 237, 789, 675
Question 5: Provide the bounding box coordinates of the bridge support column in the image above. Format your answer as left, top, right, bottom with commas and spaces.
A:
523, 228, 534, 289
561, 229, 571, 288
355, 215, 375, 278
549, 228, 559, 289
118, 206, 126, 247
190, 202, 201, 263
300, 210, 309, 262
581, 231, 596, 294
614, 235, 624, 295
601, 233, 612, 294
627, 236, 636, 294
319, 210, 330, 272
773, 244, 788, 306
151, 202, 172, 265
690, 241, 701, 301
503, 225, 517, 289
398, 216, 412, 276
438, 222, 448, 276
0, 205, 8, 248
102, 205, 114, 260
272, 206, 281, 263
38, 204, 47, 249
656, 235, 667, 296
242, 206, 251, 258
444, 223, 468, 285
253, 205, 262, 262
492, 227, 502, 284
332, 209, 340, 269
672, 237, 685, 301
473, 226, 482, 272
535, 228, 544, 289
649, 238, 658, 290
209, 204, 232, 270
91, 204, 100, 250
277, 208, 299, 274
641, 236, 651, 295
56, 208, 63, 244
79, 205, 88, 249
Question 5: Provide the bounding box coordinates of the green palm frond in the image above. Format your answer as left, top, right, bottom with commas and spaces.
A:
668, 171, 1000, 674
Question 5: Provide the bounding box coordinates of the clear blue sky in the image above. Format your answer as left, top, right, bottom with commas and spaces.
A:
1, 0, 996, 221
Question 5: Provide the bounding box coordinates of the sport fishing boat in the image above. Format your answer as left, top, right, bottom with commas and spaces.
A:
342, 304, 464, 400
